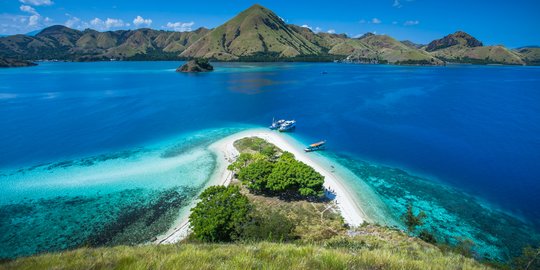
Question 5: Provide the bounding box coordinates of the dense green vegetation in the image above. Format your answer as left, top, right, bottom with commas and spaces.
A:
228, 137, 325, 198
189, 186, 251, 242
189, 137, 340, 243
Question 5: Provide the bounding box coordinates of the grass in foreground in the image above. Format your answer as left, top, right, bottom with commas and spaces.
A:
2, 235, 490, 270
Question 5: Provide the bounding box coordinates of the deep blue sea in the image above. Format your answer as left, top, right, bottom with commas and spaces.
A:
1, 62, 539, 260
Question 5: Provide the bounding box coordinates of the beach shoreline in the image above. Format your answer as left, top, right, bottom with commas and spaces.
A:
155, 128, 367, 244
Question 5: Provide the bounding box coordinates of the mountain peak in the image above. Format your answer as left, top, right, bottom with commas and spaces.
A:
37, 25, 79, 37
240, 4, 272, 15
356, 32, 375, 40
180, 4, 320, 60
426, 31, 483, 52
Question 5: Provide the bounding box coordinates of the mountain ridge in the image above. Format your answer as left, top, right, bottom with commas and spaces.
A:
0, 4, 537, 65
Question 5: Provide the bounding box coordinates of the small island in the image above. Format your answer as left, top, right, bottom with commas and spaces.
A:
176, 58, 214, 73
3, 134, 492, 269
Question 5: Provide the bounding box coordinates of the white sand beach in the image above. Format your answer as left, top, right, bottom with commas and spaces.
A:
155, 128, 367, 244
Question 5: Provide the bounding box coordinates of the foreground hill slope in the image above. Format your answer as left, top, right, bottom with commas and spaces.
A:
2, 227, 490, 270
426, 31, 525, 65
180, 4, 321, 60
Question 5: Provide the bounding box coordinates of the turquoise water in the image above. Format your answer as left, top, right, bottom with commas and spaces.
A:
1, 62, 539, 261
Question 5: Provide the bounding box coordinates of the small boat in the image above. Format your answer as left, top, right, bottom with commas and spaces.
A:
278, 120, 296, 132
304, 140, 326, 152
269, 118, 286, 130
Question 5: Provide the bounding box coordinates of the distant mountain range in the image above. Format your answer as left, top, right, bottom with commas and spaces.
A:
1, 4, 539, 66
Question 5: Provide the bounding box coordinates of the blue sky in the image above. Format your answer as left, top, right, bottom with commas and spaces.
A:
1, 0, 539, 47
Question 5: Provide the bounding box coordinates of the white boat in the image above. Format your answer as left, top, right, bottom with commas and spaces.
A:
269, 118, 286, 130
278, 120, 296, 132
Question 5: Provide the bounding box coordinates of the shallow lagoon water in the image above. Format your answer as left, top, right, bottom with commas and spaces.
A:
1, 62, 539, 260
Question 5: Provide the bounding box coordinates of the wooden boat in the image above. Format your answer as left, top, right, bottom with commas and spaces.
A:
304, 140, 326, 152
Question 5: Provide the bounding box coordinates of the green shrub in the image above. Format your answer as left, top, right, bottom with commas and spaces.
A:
240, 208, 296, 242
402, 203, 426, 233
189, 186, 251, 242
512, 246, 540, 270
418, 230, 437, 244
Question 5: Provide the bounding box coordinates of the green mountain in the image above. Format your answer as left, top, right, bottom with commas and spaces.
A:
0, 25, 209, 61
288, 25, 349, 52
180, 4, 322, 60
328, 34, 443, 65
355, 35, 444, 65
425, 31, 483, 52
425, 31, 525, 65
0, 5, 536, 66
180, 5, 440, 64
401, 40, 424, 49
515, 47, 540, 65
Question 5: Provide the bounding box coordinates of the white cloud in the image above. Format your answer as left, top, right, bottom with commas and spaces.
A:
20, 5, 38, 15
28, 15, 39, 26
359, 19, 366, 24
404, 20, 419, 26
394, 0, 414, 8
90, 17, 127, 31
327, 29, 336, 34
19, 0, 53, 6
133, 15, 152, 27
392, 21, 398, 25
164, 21, 195, 32
64, 15, 80, 28
20, 5, 42, 27
0, 13, 46, 34
371, 18, 382, 24
314, 27, 322, 33
90, 18, 103, 26
301, 24, 312, 30
106, 18, 126, 28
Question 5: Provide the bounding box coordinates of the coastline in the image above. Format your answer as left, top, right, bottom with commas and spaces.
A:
155, 128, 368, 244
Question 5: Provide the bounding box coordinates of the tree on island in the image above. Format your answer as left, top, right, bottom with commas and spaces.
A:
266, 152, 325, 197
230, 151, 325, 199
189, 185, 251, 242
402, 203, 427, 233
238, 158, 274, 191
